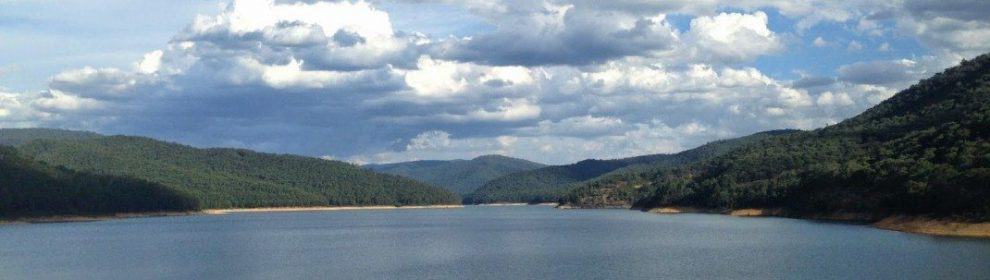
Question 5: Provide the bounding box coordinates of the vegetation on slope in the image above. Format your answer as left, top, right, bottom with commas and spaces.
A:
563, 130, 798, 208
0, 128, 100, 146
566, 53, 990, 220
366, 155, 545, 195
0, 146, 199, 218
7, 133, 460, 209
466, 130, 796, 204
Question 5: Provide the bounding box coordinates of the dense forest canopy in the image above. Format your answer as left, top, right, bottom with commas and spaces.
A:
366, 155, 545, 195
1, 131, 460, 215
0, 128, 100, 146
564, 53, 990, 220
0, 146, 199, 218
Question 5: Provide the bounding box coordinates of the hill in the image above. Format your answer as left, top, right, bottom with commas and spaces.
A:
0, 146, 199, 218
465, 130, 796, 204
4, 131, 460, 209
565, 53, 990, 221
0, 128, 100, 146
365, 155, 545, 195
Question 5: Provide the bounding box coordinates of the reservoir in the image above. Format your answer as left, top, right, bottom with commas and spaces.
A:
2, 205, 989, 279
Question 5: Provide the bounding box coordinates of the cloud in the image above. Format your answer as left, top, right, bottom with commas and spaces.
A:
837, 59, 919, 86
406, 130, 452, 151
812, 37, 828, 47
877, 42, 892, 52
466, 98, 541, 122
402, 56, 535, 98
137, 50, 164, 74
847, 40, 864, 51
897, 0, 990, 57
3, 0, 990, 165
430, 2, 680, 66
682, 11, 783, 63
519, 115, 628, 137
0, 91, 41, 127
792, 76, 836, 88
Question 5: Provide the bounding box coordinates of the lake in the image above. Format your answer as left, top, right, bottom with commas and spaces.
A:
2, 205, 990, 279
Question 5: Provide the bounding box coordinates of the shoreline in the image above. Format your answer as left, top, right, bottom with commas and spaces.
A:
1, 205, 465, 224
472, 202, 559, 207
641, 206, 990, 239
9, 204, 987, 238
0, 211, 196, 225
874, 216, 990, 238
203, 204, 463, 214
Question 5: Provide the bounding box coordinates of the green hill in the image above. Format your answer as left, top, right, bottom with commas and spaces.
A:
566, 53, 990, 220
562, 130, 799, 208
3, 131, 460, 209
0, 146, 199, 218
465, 130, 795, 204
0, 128, 100, 146
365, 155, 545, 195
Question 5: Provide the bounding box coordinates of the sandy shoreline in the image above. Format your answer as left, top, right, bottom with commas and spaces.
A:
874, 216, 990, 238
643, 206, 990, 238
1, 205, 464, 224
474, 202, 558, 207
9, 204, 985, 238
203, 204, 463, 214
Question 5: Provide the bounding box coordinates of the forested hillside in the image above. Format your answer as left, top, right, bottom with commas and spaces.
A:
366, 155, 545, 195
0, 128, 100, 146
466, 130, 796, 204
0, 146, 199, 218
563, 130, 799, 208
4, 132, 460, 209
565, 53, 990, 220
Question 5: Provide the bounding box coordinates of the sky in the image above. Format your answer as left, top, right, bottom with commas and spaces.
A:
1, 0, 989, 165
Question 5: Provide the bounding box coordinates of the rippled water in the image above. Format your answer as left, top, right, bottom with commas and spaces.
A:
2, 205, 989, 279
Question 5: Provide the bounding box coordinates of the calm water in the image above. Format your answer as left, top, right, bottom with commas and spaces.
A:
2, 205, 990, 279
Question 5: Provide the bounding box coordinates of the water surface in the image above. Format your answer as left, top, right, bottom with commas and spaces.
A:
2, 205, 989, 279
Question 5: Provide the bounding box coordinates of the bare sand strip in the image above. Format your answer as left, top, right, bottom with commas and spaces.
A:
474, 203, 559, 207
648, 207, 716, 214
203, 205, 463, 215
1, 205, 464, 224
646, 207, 990, 238
874, 216, 990, 238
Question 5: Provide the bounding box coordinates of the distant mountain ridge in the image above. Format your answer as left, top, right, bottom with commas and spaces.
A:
366, 155, 545, 195
465, 130, 797, 204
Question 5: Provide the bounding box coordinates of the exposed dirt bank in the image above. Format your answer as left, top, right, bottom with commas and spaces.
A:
642, 206, 990, 238
874, 216, 990, 238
